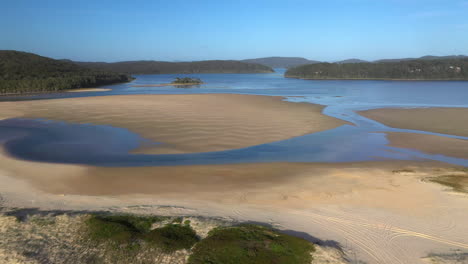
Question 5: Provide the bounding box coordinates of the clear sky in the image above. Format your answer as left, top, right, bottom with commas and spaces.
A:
1, 0, 467, 62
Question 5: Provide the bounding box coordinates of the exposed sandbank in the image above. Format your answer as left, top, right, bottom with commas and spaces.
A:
0, 94, 347, 154
386, 132, 468, 159
359, 107, 468, 137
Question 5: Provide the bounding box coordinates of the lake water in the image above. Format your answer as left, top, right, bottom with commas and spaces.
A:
1, 69, 467, 166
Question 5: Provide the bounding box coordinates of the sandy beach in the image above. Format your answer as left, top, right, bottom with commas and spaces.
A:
0, 94, 467, 263
0, 94, 346, 154
1, 147, 468, 263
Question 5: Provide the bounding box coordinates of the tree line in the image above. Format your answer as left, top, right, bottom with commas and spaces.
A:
0, 50, 133, 94
285, 59, 468, 80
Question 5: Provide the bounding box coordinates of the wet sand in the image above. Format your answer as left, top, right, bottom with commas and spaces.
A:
0, 94, 346, 154
386, 132, 468, 159
359, 107, 468, 137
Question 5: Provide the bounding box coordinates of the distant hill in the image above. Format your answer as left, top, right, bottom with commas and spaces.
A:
241, 57, 321, 68
75, 60, 274, 74
335, 59, 368, 64
0, 51, 133, 94
285, 58, 468, 80
375, 55, 468, 63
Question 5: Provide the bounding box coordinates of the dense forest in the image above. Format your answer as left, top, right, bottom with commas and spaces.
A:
0, 51, 133, 94
285, 59, 468, 80
75, 60, 274, 74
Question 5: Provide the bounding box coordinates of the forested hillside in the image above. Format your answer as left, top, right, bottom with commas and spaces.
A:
285, 59, 468, 80
0, 51, 133, 94
75, 60, 274, 74
241, 57, 320, 68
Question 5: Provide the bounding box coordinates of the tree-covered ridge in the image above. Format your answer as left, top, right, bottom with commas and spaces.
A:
0, 50, 133, 94
285, 59, 468, 80
75, 60, 274, 74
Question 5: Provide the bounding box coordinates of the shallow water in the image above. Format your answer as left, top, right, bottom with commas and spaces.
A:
1, 69, 467, 166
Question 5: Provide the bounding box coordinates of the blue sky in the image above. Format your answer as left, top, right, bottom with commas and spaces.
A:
1, 0, 467, 62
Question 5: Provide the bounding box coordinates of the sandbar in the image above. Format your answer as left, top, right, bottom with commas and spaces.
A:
359, 107, 468, 137
386, 132, 468, 159
0, 94, 347, 154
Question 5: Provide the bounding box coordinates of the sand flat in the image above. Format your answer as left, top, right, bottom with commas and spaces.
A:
359, 107, 468, 137
0, 94, 346, 154
386, 132, 468, 159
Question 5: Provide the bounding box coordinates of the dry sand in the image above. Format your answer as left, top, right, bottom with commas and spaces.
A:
386, 132, 468, 159
359, 107, 468, 137
0, 94, 346, 154
1, 147, 468, 263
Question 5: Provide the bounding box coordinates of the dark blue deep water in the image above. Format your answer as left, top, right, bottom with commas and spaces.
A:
1, 69, 467, 166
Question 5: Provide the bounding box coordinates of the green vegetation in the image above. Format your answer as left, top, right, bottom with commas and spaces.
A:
188, 224, 314, 264
392, 169, 415, 174
0, 50, 133, 94
172, 77, 203, 84
427, 175, 468, 193
76, 60, 274, 74
145, 223, 199, 252
85, 214, 198, 252
285, 58, 468, 80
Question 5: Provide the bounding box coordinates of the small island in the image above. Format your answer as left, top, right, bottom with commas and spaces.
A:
172, 77, 203, 85
132, 77, 204, 88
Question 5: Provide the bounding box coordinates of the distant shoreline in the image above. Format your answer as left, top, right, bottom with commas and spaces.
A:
285, 76, 468, 81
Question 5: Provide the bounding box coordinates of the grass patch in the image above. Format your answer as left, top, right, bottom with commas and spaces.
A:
85, 214, 198, 252
428, 175, 468, 193
188, 224, 314, 264
392, 169, 415, 174
144, 223, 200, 252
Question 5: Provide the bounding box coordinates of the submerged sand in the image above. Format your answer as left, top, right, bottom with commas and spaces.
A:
359, 107, 468, 137
0, 94, 346, 154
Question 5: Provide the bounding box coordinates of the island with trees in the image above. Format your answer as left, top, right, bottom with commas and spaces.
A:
172, 77, 203, 85
0, 50, 134, 94
285, 58, 468, 80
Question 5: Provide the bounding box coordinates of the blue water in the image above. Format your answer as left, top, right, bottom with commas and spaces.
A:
1, 69, 467, 166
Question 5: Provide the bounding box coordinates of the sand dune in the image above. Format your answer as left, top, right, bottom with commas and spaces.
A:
359, 107, 468, 137
0, 94, 346, 154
